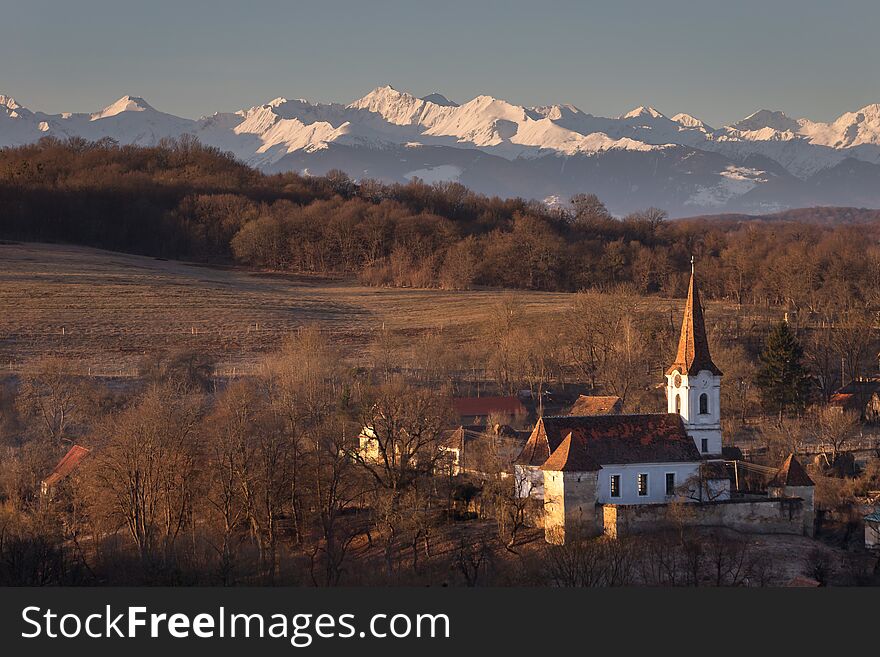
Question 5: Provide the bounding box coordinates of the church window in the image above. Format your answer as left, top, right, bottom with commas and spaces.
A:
675, 394, 681, 414
637, 473, 648, 496
610, 474, 620, 498
699, 393, 709, 415
701, 438, 708, 453
665, 473, 676, 495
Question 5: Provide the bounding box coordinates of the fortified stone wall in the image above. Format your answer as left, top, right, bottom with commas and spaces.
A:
603, 497, 808, 539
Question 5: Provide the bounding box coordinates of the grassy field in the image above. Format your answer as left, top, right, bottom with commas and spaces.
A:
0, 242, 583, 375
0, 242, 783, 379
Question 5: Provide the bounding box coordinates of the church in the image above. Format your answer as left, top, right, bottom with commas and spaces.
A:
514, 264, 813, 544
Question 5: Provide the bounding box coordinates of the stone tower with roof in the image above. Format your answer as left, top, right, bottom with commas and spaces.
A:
665, 261, 723, 457
768, 453, 815, 536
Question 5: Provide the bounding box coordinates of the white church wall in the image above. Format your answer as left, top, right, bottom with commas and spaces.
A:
596, 462, 701, 505
666, 370, 723, 456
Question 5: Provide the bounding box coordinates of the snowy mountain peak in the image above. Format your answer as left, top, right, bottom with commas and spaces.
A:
91, 95, 154, 120
731, 109, 800, 133
348, 85, 431, 127
350, 85, 408, 106
838, 103, 880, 127
0, 95, 22, 111
421, 93, 458, 107
3, 86, 880, 216
622, 105, 665, 120
671, 113, 711, 131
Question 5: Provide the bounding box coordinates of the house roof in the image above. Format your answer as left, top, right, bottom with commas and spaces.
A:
829, 392, 860, 410
520, 413, 702, 471
831, 378, 880, 411
443, 424, 515, 449
667, 268, 722, 376
452, 396, 526, 418
515, 416, 588, 466
540, 432, 601, 472
568, 395, 622, 416
768, 453, 814, 488
864, 510, 880, 523
443, 424, 527, 447
836, 377, 880, 396
42, 445, 90, 489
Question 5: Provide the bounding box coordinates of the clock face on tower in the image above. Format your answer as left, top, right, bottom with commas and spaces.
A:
673, 373, 682, 388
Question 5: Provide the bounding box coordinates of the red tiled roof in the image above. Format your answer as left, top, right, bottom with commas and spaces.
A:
453, 396, 526, 418
515, 417, 580, 466
768, 453, 814, 488
667, 269, 722, 376
568, 395, 622, 416
518, 414, 701, 469
42, 445, 90, 489
540, 432, 601, 472
829, 393, 861, 411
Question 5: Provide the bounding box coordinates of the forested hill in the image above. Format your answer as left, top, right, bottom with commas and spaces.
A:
1, 137, 878, 307
679, 207, 880, 226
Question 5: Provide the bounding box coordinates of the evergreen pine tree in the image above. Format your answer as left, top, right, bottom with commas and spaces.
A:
757, 321, 811, 419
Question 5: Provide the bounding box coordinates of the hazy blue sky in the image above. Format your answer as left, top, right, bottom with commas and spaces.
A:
2, 0, 878, 125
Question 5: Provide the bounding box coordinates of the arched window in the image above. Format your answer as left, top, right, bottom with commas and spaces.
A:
699, 393, 708, 415
675, 394, 681, 414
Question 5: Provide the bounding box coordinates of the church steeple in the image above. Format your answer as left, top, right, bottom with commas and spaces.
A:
666, 260, 722, 376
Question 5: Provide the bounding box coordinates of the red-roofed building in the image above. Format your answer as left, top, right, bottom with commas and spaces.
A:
829, 377, 880, 422
517, 413, 715, 509
452, 396, 527, 425
41, 445, 91, 496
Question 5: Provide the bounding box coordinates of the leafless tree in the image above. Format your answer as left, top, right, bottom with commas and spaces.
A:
306, 419, 365, 587
16, 357, 85, 445
814, 406, 860, 467
88, 385, 201, 569
350, 377, 454, 574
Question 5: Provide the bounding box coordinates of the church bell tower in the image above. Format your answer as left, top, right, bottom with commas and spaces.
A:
666, 260, 723, 457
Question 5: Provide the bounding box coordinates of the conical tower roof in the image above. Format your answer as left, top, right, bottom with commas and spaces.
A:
667, 262, 722, 376
769, 454, 814, 487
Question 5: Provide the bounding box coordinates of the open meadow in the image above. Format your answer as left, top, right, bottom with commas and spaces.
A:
0, 241, 783, 379
0, 242, 585, 376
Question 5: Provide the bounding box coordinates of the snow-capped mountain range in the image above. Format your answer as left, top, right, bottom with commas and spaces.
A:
4, 86, 880, 216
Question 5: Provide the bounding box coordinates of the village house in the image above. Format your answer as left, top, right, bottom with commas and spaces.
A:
452, 395, 528, 426
41, 444, 90, 498
567, 395, 622, 416
829, 377, 880, 423
356, 394, 529, 474
439, 424, 529, 476
514, 264, 815, 544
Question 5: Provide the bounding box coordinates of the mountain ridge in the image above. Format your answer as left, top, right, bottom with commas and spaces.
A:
3, 86, 880, 216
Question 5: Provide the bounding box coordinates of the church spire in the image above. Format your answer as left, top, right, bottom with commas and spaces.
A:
666, 261, 722, 376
